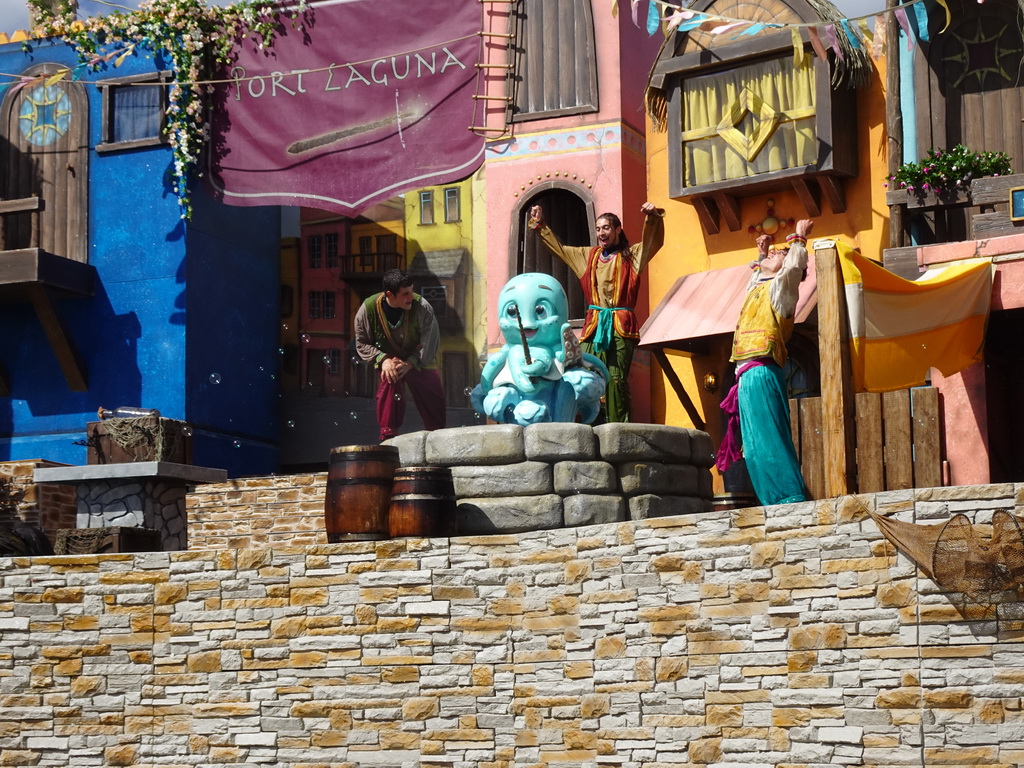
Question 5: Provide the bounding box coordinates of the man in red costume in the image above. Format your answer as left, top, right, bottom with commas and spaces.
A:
528, 202, 664, 422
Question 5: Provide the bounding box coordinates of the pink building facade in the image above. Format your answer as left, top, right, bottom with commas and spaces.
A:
296, 209, 353, 397
478, 1, 664, 420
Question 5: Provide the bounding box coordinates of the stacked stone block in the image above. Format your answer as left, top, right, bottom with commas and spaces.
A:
391, 422, 715, 534
188, 425, 713, 548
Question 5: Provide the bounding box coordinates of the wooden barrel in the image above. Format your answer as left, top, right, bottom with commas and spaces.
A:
325, 445, 400, 542
388, 466, 457, 538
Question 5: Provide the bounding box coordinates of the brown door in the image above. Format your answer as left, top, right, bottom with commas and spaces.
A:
519, 189, 590, 322
0, 63, 89, 261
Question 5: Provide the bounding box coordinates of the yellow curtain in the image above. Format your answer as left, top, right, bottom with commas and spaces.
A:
682, 56, 816, 185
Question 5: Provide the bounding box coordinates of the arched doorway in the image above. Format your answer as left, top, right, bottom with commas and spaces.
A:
515, 187, 591, 322
0, 63, 89, 262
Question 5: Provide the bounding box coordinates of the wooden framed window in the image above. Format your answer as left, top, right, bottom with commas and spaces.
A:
325, 233, 339, 268
421, 285, 447, 322
679, 56, 817, 187
377, 233, 397, 253
308, 291, 335, 319
444, 188, 460, 222
327, 348, 341, 375
509, 0, 598, 122
419, 190, 435, 225
308, 235, 322, 268
649, 0, 866, 234
308, 291, 322, 319
96, 71, 171, 153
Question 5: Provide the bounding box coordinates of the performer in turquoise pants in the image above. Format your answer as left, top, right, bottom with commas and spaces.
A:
716, 220, 813, 506
735, 362, 807, 504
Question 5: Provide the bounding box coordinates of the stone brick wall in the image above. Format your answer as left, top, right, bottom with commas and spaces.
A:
188, 472, 328, 550
2, 484, 1023, 767
0, 460, 77, 534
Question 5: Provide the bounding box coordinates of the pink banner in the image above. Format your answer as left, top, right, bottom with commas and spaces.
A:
208, 0, 486, 215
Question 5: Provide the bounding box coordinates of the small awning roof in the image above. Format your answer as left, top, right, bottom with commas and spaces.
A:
640, 259, 818, 353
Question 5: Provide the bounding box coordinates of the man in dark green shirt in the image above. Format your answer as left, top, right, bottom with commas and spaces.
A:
355, 269, 446, 441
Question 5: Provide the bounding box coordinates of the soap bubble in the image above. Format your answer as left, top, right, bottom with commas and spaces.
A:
463, 387, 473, 397
182, 426, 193, 437
209, 373, 221, 384
350, 412, 358, 420
301, 334, 310, 343
286, 420, 295, 428
233, 440, 241, 448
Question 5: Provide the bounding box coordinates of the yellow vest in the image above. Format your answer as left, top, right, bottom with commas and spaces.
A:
730, 281, 793, 366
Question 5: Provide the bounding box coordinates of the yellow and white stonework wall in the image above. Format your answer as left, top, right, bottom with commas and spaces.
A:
1, 484, 1022, 766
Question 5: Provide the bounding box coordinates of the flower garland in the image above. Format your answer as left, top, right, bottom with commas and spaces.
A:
26, 0, 309, 219
886, 145, 1014, 199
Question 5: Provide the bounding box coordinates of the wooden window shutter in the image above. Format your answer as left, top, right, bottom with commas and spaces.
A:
510, 0, 599, 122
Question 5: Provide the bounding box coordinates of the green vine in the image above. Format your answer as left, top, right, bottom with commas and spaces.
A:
27, 0, 309, 219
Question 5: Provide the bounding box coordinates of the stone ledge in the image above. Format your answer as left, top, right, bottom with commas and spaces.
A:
34, 462, 227, 485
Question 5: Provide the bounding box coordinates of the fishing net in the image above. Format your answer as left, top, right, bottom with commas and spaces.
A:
101, 417, 184, 462
868, 505, 1024, 598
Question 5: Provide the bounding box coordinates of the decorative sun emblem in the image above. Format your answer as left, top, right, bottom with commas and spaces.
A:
945, 17, 1023, 90
18, 84, 73, 147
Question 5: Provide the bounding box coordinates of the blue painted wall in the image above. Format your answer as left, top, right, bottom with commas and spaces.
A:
0, 38, 280, 476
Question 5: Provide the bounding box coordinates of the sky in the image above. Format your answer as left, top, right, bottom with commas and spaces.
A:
0, 0, 888, 35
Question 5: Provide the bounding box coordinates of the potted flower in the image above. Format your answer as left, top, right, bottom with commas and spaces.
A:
885, 145, 1014, 208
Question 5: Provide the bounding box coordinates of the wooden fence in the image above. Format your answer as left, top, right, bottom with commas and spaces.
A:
790, 386, 943, 499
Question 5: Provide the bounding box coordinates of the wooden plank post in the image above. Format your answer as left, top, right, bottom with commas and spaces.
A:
797, 396, 825, 500
883, 389, 913, 489
814, 244, 857, 497
911, 387, 942, 488
855, 392, 884, 492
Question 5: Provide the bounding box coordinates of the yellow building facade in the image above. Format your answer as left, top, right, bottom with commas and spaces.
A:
404, 172, 488, 417
640, 8, 893, 493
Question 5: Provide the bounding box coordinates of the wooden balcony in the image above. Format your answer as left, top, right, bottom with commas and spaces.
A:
335, 251, 405, 283
0, 197, 96, 394
885, 173, 1024, 255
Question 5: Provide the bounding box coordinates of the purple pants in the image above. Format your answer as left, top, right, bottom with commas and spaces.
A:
376, 367, 446, 441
